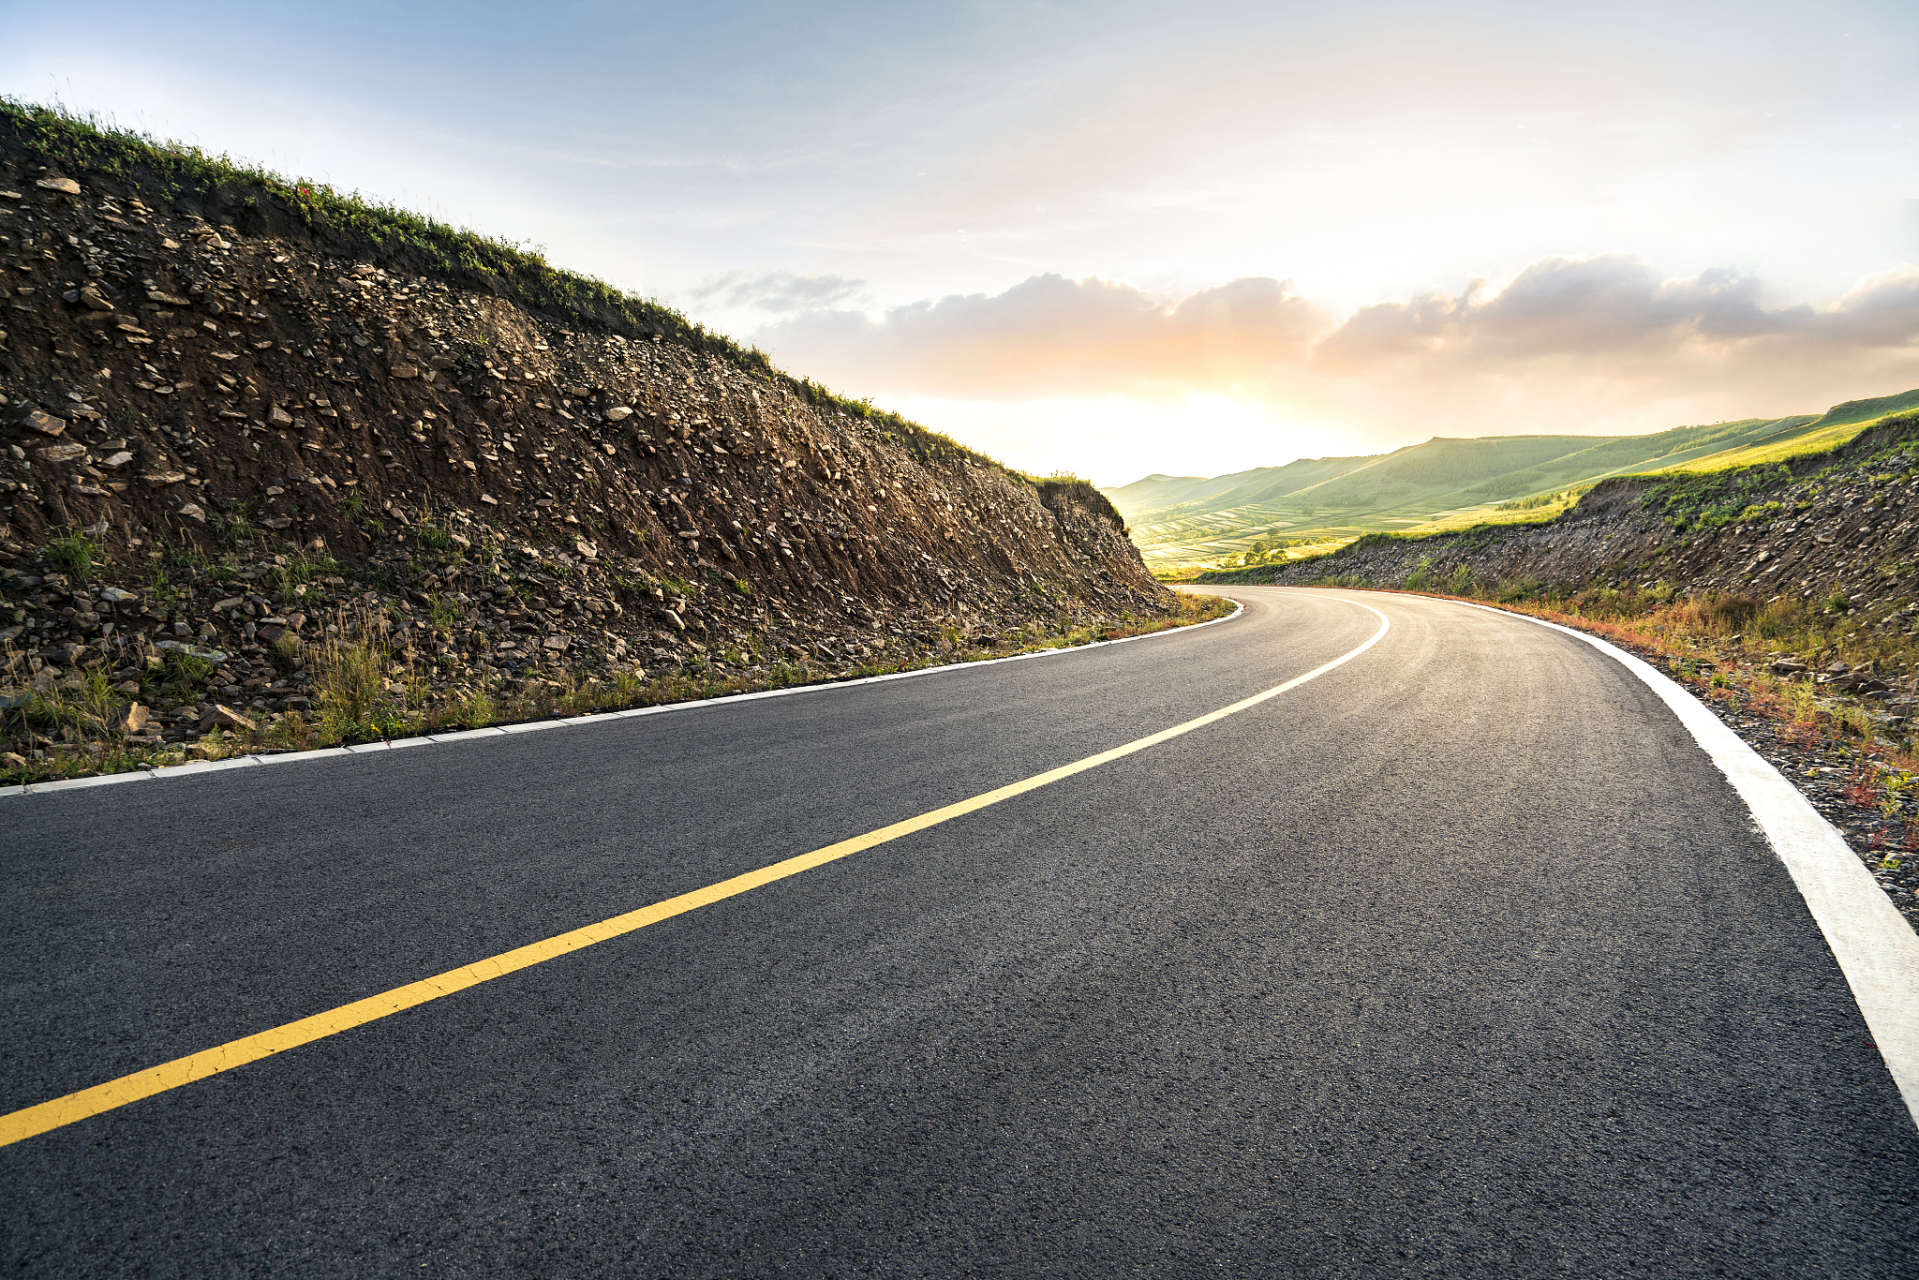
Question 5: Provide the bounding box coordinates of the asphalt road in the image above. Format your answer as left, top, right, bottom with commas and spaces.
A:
3, 586, 1916, 1278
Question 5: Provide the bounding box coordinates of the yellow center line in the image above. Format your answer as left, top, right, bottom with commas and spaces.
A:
0, 599, 1389, 1149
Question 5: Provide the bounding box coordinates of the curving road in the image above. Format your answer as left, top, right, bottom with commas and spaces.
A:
3, 586, 1916, 1277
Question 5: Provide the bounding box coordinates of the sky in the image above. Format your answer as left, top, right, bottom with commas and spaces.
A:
8, 0, 1917, 484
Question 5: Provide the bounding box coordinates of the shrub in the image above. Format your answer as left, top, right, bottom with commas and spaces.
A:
1707, 594, 1762, 632
312, 609, 404, 740
416, 505, 453, 550
213, 501, 254, 550
46, 528, 102, 581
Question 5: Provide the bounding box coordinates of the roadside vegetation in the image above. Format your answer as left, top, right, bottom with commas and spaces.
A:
0, 593, 1231, 787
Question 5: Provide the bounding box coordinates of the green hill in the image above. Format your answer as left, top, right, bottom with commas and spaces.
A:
1107, 390, 1919, 574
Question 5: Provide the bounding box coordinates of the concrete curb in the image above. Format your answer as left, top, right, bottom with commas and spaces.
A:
0, 601, 1244, 800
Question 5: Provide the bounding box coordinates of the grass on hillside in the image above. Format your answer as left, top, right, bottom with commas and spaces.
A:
1192, 415, 1919, 592
1126, 395, 1919, 574
0, 97, 996, 475
1644, 394, 1919, 476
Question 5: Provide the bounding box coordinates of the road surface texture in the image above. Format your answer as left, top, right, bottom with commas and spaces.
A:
3, 587, 1915, 1277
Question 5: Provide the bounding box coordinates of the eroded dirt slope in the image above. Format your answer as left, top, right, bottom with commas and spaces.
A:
0, 148, 1173, 775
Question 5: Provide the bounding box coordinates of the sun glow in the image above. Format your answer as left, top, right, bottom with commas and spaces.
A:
883, 392, 1349, 488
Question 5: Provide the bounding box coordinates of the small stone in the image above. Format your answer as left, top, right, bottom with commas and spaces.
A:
390, 364, 419, 379
604, 406, 633, 422
100, 587, 136, 602
18, 408, 66, 437
36, 177, 82, 195
179, 503, 207, 522
269, 406, 294, 426
122, 703, 151, 733
143, 471, 187, 487
479, 493, 498, 505
199, 704, 256, 733
99, 451, 133, 469
147, 289, 192, 308
78, 287, 113, 312
0, 751, 26, 771
35, 443, 86, 463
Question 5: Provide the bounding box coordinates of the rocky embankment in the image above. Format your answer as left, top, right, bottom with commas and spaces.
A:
0, 135, 1175, 780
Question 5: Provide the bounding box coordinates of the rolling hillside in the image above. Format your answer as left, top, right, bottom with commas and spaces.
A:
1106, 389, 1919, 574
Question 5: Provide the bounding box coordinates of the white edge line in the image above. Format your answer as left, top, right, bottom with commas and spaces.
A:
250, 746, 355, 767
10, 770, 155, 793
0, 599, 1245, 799
424, 727, 510, 744
1384, 591, 1919, 1130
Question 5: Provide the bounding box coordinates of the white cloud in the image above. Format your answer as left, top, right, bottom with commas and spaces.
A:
757, 257, 1919, 401
757, 273, 1323, 398
685, 270, 868, 314
1316, 256, 1919, 368
751, 258, 1919, 481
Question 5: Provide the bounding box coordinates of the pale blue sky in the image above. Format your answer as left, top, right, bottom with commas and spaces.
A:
9, 1, 1917, 480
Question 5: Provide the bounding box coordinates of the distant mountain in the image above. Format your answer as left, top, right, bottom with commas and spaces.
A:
1106, 388, 1919, 573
